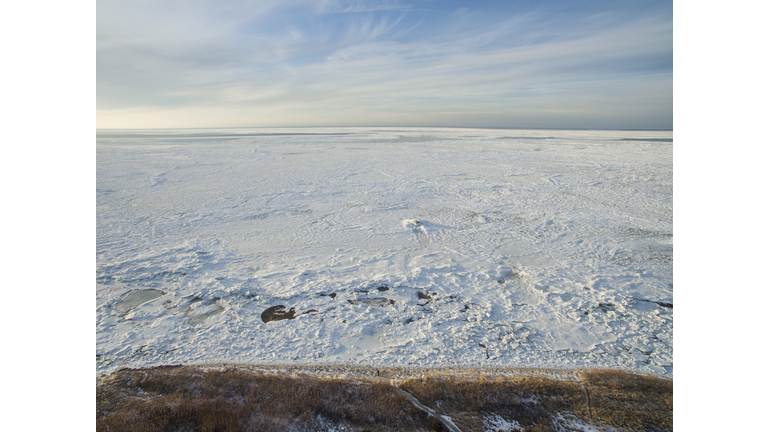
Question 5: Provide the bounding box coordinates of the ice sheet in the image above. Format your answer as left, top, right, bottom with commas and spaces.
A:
96, 127, 672, 377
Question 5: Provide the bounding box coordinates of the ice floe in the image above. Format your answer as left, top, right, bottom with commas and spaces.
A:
96, 127, 672, 377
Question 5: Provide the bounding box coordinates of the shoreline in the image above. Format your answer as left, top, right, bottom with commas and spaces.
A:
135, 362, 650, 381
98, 360, 671, 383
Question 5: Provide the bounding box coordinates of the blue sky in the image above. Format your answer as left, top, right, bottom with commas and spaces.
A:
97, 0, 672, 129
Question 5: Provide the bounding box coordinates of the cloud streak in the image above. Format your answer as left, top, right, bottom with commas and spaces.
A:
97, 0, 672, 129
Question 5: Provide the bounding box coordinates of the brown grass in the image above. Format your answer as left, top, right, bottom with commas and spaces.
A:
97, 366, 428, 432
580, 369, 673, 431
398, 369, 671, 431
97, 366, 671, 432
399, 374, 586, 431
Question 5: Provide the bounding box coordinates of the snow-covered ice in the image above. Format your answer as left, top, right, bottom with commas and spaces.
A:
96, 127, 672, 377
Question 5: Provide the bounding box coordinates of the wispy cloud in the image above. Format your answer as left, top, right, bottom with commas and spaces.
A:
97, 0, 672, 129
320, 0, 413, 13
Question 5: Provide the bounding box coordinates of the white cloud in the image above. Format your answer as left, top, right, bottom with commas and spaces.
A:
97, 0, 672, 129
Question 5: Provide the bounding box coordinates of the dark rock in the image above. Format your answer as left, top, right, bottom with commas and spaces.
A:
261, 305, 297, 323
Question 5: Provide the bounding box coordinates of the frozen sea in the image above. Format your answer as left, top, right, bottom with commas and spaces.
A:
96, 127, 672, 377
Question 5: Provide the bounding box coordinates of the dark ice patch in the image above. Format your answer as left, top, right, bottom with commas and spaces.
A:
114, 289, 165, 315
184, 299, 225, 326
347, 298, 396, 307
633, 298, 673, 310
598, 303, 616, 312
621, 138, 673, 142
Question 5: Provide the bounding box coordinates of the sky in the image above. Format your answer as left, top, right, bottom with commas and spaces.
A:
97, 0, 672, 129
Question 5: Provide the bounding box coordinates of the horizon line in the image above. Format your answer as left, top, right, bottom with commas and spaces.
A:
96, 125, 673, 132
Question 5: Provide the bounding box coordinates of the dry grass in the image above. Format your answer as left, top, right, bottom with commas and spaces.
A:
580, 369, 672, 431
97, 366, 671, 432
399, 374, 586, 431
97, 366, 428, 432
398, 369, 672, 431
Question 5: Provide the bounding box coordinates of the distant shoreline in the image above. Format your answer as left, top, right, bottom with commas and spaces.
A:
96, 125, 673, 133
